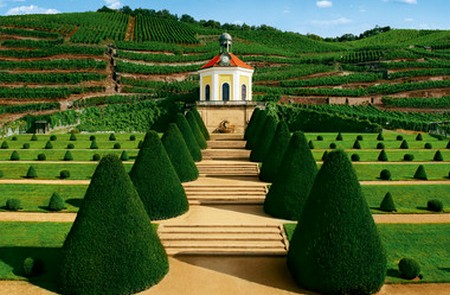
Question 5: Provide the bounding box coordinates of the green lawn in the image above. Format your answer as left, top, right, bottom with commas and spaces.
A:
312, 150, 450, 162
284, 223, 450, 283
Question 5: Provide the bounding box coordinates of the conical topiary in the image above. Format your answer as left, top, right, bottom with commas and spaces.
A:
287, 150, 386, 295
250, 115, 278, 162
129, 131, 189, 220
377, 132, 384, 141
264, 131, 318, 220
25, 165, 37, 178
416, 133, 423, 141
353, 139, 361, 149
120, 150, 129, 161
433, 150, 444, 161
69, 133, 77, 141
447, 140, 450, 149
400, 140, 409, 149
109, 133, 116, 141
161, 123, 199, 182
378, 149, 388, 161
1, 140, 8, 149
244, 108, 261, 140
59, 155, 168, 295
186, 111, 207, 149
63, 151, 73, 161
190, 108, 210, 140
48, 192, 66, 211
259, 120, 291, 182
44, 141, 53, 149
175, 113, 202, 162
380, 192, 396, 212
90, 140, 98, 149
31, 134, 38, 141
414, 165, 428, 180
10, 150, 20, 161
245, 110, 268, 150
336, 132, 343, 141
308, 140, 314, 149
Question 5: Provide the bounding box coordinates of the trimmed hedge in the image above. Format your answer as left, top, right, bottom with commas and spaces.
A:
376, 142, 385, 149
264, 131, 318, 220
378, 150, 388, 162
190, 108, 209, 140
92, 154, 101, 161
250, 115, 278, 162
377, 133, 384, 141
336, 132, 343, 141
69, 133, 77, 141
380, 169, 392, 180
433, 150, 444, 161
414, 165, 428, 180
44, 141, 53, 149
287, 150, 386, 295
308, 140, 314, 149
351, 153, 360, 162
400, 140, 409, 149
416, 133, 423, 141
427, 199, 444, 212
259, 120, 291, 182
60, 154, 169, 295
399, 258, 421, 280
175, 113, 202, 162
10, 150, 20, 161
161, 123, 199, 182
31, 134, 38, 141
113, 142, 121, 149
48, 192, 66, 211
246, 110, 267, 150
353, 139, 361, 149
59, 170, 71, 179
90, 140, 98, 149
129, 131, 189, 220
380, 192, 396, 212
109, 133, 116, 141
1, 141, 8, 149
25, 166, 37, 178
403, 154, 414, 161
186, 111, 207, 149
120, 150, 129, 161
6, 198, 21, 211
63, 151, 73, 161
37, 153, 46, 161
22, 143, 30, 149
244, 108, 261, 140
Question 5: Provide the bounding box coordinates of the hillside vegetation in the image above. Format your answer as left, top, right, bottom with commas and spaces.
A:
0, 10, 449, 133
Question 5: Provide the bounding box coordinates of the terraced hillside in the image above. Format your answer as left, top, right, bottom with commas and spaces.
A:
1, 10, 450, 133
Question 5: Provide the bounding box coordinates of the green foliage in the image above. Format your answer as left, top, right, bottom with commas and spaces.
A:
416, 133, 423, 141
398, 258, 421, 280
316, 135, 323, 141
66, 143, 74, 149
186, 111, 207, 149
44, 141, 53, 149
109, 133, 116, 141
424, 142, 433, 149
308, 140, 314, 149
244, 108, 261, 140
50, 135, 57, 141
259, 120, 291, 182
31, 134, 38, 141
400, 140, 409, 149
190, 108, 210, 140
378, 150, 389, 161
22, 143, 30, 149
10, 150, 19, 161
59, 170, 71, 179
130, 135, 136, 141
113, 142, 121, 149
250, 115, 278, 162
376, 142, 385, 149
25, 165, 37, 179
89, 135, 96, 141
120, 150, 129, 161
397, 135, 404, 141
356, 135, 364, 141
134, 15, 198, 44
287, 150, 386, 295
246, 110, 267, 150
427, 199, 444, 212
161, 123, 199, 182
129, 131, 189, 220
6, 198, 21, 211
175, 113, 202, 162
414, 165, 428, 180
69, 133, 77, 141
23, 257, 44, 277
377, 133, 384, 141
403, 154, 414, 161
351, 153, 360, 162
92, 154, 101, 161
60, 154, 168, 295
48, 192, 66, 211
380, 192, 396, 212
434, 150, 444, 161
380, 169, 392, 180
353, 139, 362, 149
1, 141, 8, 149
336, 132, 343, 141
37, 153, 46, 161
63, 151, 73, 161
329, 142, 337, 149
264, 131, 318, 220
90, 140, 98, 149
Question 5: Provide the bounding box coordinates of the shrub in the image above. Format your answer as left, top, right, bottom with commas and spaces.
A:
0, 170, 3, 178
424, 143, 432, 149
48, 192, 66, 211
137, 140, 143, 149
245, 110, 267, 150
186, 111, 207, 149
60, 154, 169, 295
433, 150, 444, 161
380, 169, 392, 180
351, 153, 360, 162
50, 135, 57, 141
353, 139, 361, 149
6, 198, 21, 211
31, 134, 38, 141
396, 135, 404, 141
329, 142, 337, 149
113, 142, 121, 149
129, 131, 189, 220
287, 150, 386, 295
447, 140, 450, 149
90, 140, 98, 149
161, 123, 198, 182
308, 140, 314, 149
264, 131, 318, 220
25, 165, 37, 178
23, 257, 44, 277
63, 151, 73, 161
260, 121, 291, 182
376, 142, 385, 149
336, 132, 343, 141
400, 140, 409, 149
67, 143, 75, 149
250, 115, 278, 162
380, 192, 396, 212
129, 135, 136, 141
60, 170, 71, 179
403, 154, 414, 161
44, 141, 53, 149
175, 113, 202, 162
89, 135, 96, 141
190, 108, 210, 140
356, 135, 363, 141
427, 199, 444, 212
22, 143, 30, 149
398, 258, 421, 280
109, 133, 116, 141
37, 153, 46, 161
316, 135, 323, 141
10, 150, 20, 161
414, 165, 428, 180
1, 140, 8, 149
416, 133, 423, 141
11, 136, 17, 141
244, 108, 261, 141
120, 150, 129, 161
378, 150, 388, 162
321, 151, 329, 161
69, 133, 77, 141
92, 153, 101, 161
377, 132, 384, 141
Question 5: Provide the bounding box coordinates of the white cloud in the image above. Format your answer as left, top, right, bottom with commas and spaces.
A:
312, 17, 352, 26
404, 18, 414, 22
383, 0, 417, 4
6, 5, 59, 15
316, 1, 333, 8
104, 0, 122, 9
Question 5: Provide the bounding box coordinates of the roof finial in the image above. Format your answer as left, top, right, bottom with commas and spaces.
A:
219, 33, 232, 53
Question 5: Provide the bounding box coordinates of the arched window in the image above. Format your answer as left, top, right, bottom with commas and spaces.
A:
222, 83, 230, 101
241, 84, 247, 101
205, 85, 210, 101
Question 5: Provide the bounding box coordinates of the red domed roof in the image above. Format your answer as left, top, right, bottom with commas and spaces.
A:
201, 53, 253, 70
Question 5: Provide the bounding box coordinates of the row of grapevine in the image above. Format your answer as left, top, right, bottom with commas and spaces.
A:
388, 68, 450, 80
382, 96, 450, 109
0, 27, 60, 39
0, 15, 74, 34
0, 73, 106, 84
280, 73, 383, 87
72, 95, 155, 108
341, 50, 384, 63
116, 50, 211, 63
0, 86, 105, 99
0, 59, 106, 71
120, 78, 197, 92
0, 102, 60, 114
254, 65, 334, 82
1, 39, 64, 48
134, 15, 198, 44
0, 46, 104, 58
115, 61, 198, 75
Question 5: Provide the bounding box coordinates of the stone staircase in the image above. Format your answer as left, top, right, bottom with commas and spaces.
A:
183, 183, 267, 205
202, 134, 250, 160
196, 161, 259, 177
158, 224, 288, 256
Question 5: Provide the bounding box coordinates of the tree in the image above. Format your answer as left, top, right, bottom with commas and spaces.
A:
161, 123, 199, 182
245, 110, 268, 150
250, 115, 278, 162
186, 111, 207, 149
175, 113, 202, 162
380, 192, 396, 212
378, 150, 388, 161
263, 131, 318, 220
414, 165, 428, 180
60, 155, 168, 295
244, 108, 261, 141
129, 131, 189, 220
287, 150, 386, 295
189, 108, 209, 140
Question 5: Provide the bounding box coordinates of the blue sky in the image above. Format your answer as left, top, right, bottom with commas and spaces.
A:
0, 0, 448, 37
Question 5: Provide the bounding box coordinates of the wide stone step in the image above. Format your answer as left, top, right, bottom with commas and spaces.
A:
184, 186, 267, 192
208, 140, 246, 149
159, 233, 282, 241
209, 134, 244, 141
202, 149, 250, 160
164, 248, 286, 256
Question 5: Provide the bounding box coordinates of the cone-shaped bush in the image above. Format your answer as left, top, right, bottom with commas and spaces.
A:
90, 140, 98, 149
31, 134, 38, 141
377, 132, 384, 141
380, 192, 396, 212
287, 150, 386, 295
1, 140, 8, 149
25, 166, 37, 178
48, 192, 66, 211
186, 111, 207, 149
69, 133, 77, 141
129, 131, 189, 220
308, 140, 314, 149
259, 121, 291, 182
336, 132, 343, 141
109, 133, 116, 141
378, 149, 388, 161
400, 140, 409, 149
321, 150, 329, 161
414, 165, 428, 180
433, 150, 444, 161
10, 150, 20, 161
264, 131, 318, 220
415, 133, 423, 141
250, 115, 278, 162
447, 140, 450, 149
44, 141, 53, 149
175, 113, 202, 162
246, 110, 267, 150
120, 150, 129, 161
63, 151, 73, 161
60, 155, 168, 295
190, 108, 209, 140
353, 139, 361, 149
244, 108, 261, 140
161, 123, 199, 182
